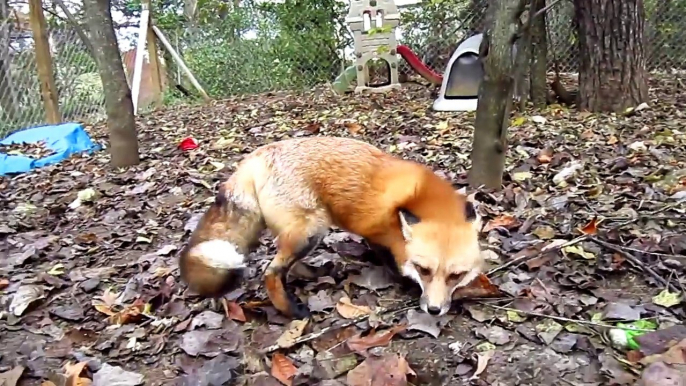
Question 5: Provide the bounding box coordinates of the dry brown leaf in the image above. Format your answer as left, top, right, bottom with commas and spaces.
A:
271, 353, 297, 386
0, 278, 9, 290
452, 273, 501, 300
41, 382, 58, 386
347, 324, 407, 355
335, 296, 372, 319
607, 135, 619, 145
578, 217, 603, 235
275, 319, 309, 349
469, 350, 494, 380
0, 366, 24, 386
537, 147, 553, 163
344, 122, 363, 134
64, 361, 92, 386
91, 288, 119, 316
346, 353, 416, 386
482, 215, 521, 233
226, 301, 246, 322
103, 299, 147, 325
304, 122, 321, 134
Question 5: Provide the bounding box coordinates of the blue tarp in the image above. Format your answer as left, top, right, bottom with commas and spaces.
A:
0, 122, 100, 176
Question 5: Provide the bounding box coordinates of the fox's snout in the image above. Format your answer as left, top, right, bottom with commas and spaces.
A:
419, 280, 452, 316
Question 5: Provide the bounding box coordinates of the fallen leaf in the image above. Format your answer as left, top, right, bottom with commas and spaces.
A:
578, 217, 602, 235
0, 366, 24, 386
226, 301, 246, 322
348, 267, 395, 291
307, 290, 336, 313
562, 245, 596, 260
452, 273, 501, 300
483, 215, 521, 232
64, 361, 91, 386
344, 122, 363, 134
0, 278, 9, 290
346, 353, 415, 386
271, 353, 297, 386
652, 290, 683, 308
335, 297, 372, 319
275, 319, 309, 349
535, 319, 563, 345
92, 363, 144, 386
469, 350, 494, 380
512, 171, 533, 182
9, 284, 46, 316
474, 325, 512, 345
406, 309, 442, 338
532, 225, 556, 239
347, 324, 407, 355
191, 310, 224, 330
603, 302, 641, 321
47, 263, 65, 276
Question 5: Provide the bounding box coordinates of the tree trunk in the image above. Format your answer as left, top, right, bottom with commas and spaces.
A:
529, 0, 547, 108
575, 0, 648, 112
83, 0, 140, 167
469, 0, 526, 190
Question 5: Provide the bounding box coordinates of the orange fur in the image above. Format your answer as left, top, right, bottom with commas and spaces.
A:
179, 136, 483, 318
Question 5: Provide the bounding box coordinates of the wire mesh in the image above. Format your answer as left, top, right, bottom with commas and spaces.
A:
2, 0, 686, 138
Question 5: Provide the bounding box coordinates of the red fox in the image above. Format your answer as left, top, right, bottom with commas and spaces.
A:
179, 136, 484, 318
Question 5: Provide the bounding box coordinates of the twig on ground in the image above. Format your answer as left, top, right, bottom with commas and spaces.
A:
260, 299, 418, 354
479, 303, 655, 332
600, 242, 686, 261
487, 235, 587, 277
589, 236, 681, 293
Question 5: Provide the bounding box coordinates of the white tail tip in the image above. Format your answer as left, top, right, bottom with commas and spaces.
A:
189, 239, 246, 270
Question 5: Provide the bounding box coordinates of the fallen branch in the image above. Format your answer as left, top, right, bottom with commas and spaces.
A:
487, 235, 587, 277
479, 303, 655, 332
260, 299, 418, 354
589, 236, 680, 293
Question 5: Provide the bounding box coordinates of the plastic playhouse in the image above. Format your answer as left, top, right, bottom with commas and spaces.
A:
342, 0, 402, 94
333, 0, 506, 112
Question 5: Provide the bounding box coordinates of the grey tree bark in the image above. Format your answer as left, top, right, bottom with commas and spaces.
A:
574, 0, 648, 112
469, 0, 526, 190
83, 0, 140, 167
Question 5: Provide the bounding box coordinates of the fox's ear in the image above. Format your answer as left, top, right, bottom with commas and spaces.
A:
398, 208, 420, 241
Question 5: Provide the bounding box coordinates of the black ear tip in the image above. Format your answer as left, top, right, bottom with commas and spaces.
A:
399, 208, 421, 225
465, 200, 477, 221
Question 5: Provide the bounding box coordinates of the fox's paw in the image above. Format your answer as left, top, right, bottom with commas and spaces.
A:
291, 303, 311, 319
287, 293, 311, 319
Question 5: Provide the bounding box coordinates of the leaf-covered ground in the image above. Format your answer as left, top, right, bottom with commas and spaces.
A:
1, 74, 686, 386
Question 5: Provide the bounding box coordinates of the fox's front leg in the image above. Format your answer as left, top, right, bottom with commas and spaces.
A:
264, 230, 324, 319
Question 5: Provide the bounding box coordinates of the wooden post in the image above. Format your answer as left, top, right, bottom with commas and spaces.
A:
131, 2, 149, 115
152, 25, 210, 101
28, 0, 61, 124
145, 0, 163, 107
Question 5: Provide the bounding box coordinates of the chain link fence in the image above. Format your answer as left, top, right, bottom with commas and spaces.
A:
1, 0, 686, 138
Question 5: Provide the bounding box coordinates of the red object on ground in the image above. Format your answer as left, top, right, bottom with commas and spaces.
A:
396, 44, 444, 85
179, 137, 199, 151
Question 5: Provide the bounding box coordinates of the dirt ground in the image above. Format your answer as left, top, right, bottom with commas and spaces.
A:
1, 75, 685, 386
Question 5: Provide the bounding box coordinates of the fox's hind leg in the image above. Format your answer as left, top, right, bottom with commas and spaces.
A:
263, 213, 327, 319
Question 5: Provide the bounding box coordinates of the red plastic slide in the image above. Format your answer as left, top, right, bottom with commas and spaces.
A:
396, 44, 444, 85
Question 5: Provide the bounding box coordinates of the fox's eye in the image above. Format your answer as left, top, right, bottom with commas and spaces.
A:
414, 263, 432, 276
448, 272, 466, 283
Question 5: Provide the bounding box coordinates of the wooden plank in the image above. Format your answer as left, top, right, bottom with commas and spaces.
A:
130, 3, 149, 115
27, 0, 61, 124
145, 0, 163, 107
152, 25, 210, 101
